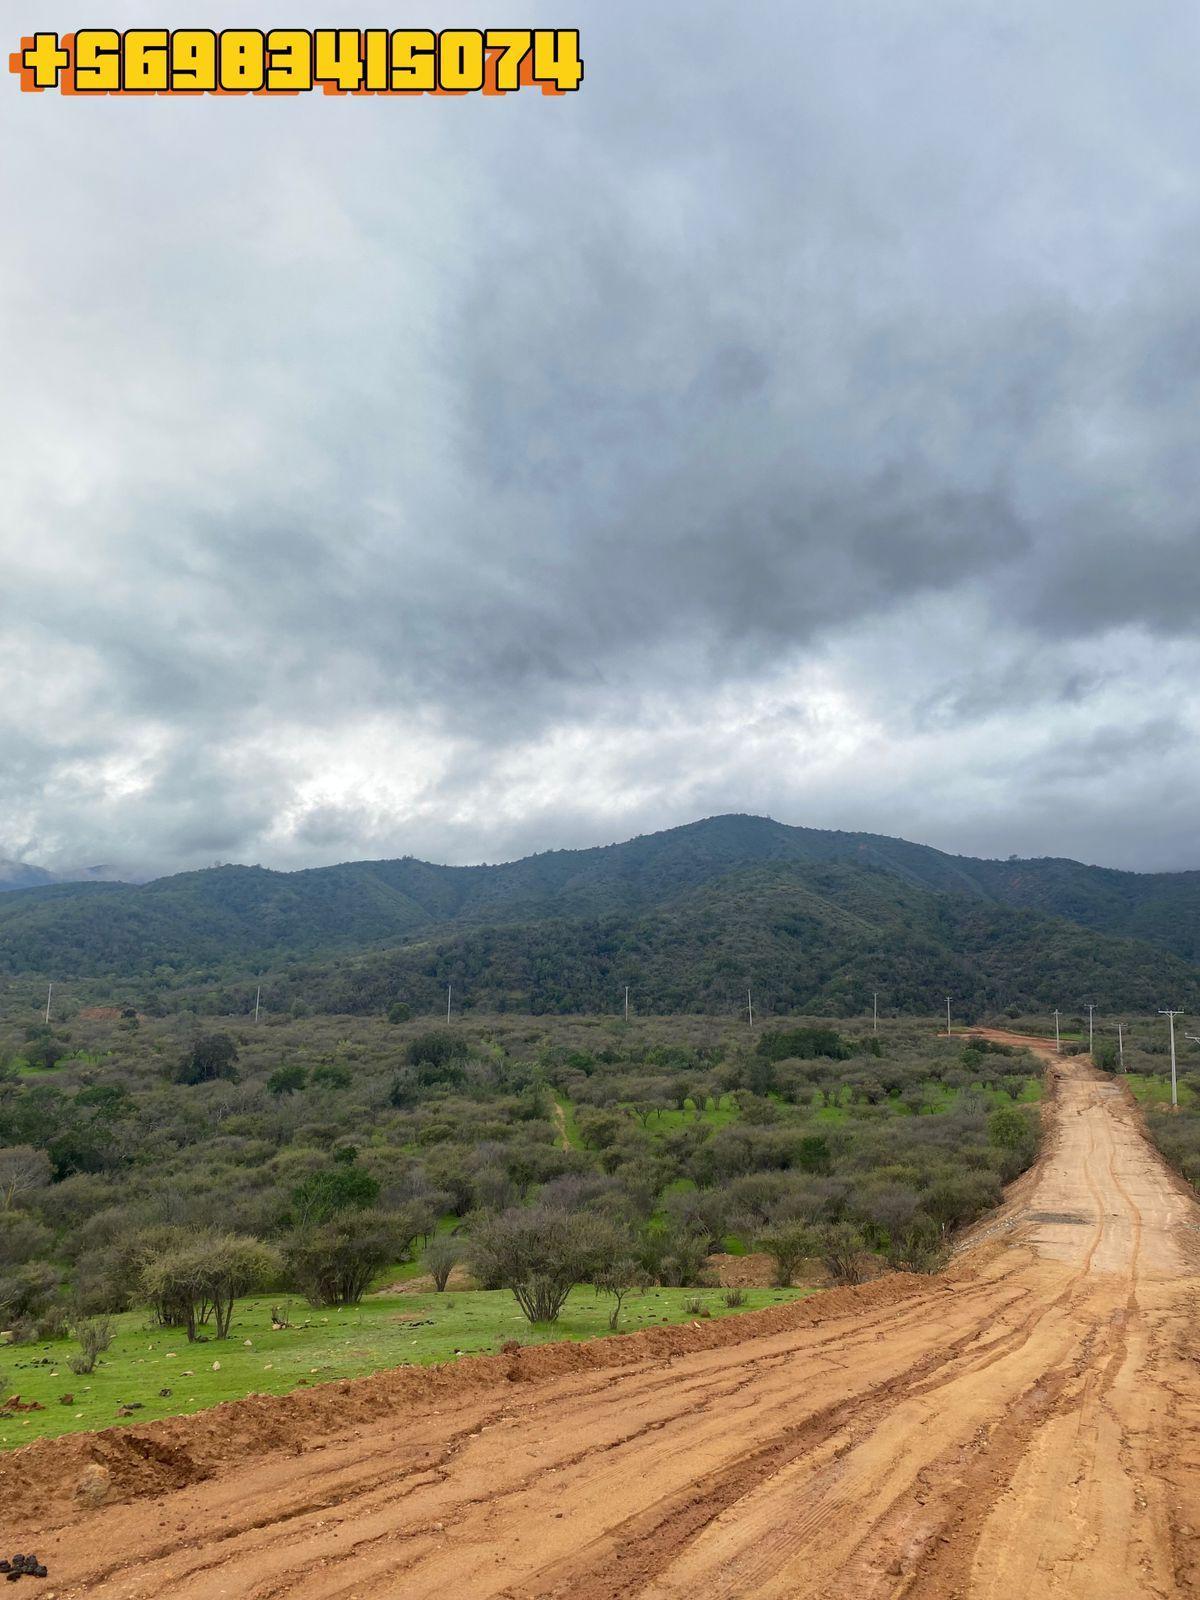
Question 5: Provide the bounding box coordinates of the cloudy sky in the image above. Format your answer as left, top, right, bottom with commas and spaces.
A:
3, 0, 1200, 878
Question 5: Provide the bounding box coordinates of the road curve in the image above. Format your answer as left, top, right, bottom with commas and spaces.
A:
12, 1032, 1200, 1599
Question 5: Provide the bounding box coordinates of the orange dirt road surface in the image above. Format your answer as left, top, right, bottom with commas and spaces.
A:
6, 1030, 1200, 1599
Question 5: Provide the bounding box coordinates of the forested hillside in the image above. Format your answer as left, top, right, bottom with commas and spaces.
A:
1, 816, 1198, 1017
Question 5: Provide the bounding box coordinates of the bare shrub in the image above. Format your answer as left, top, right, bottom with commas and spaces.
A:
67, 1315, 116, 1376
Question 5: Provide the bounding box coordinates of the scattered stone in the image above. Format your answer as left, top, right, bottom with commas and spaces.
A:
57, 1395, 73, 1407
74, 1464, 113, 1508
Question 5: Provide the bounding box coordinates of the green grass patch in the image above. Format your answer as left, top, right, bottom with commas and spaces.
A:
553, 1094, 586, 1150
1126, 1074, 1197, 1107
0, 1283, 811, 1452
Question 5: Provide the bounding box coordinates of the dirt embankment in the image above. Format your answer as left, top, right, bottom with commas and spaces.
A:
4, 1031, 1199, 1599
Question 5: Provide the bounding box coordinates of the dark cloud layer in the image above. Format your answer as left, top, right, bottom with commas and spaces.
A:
2, 0, 1200, 876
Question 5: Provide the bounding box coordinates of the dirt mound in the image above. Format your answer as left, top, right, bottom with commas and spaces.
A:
706, 1251, 784, 1287
0, 1274, 928, 1529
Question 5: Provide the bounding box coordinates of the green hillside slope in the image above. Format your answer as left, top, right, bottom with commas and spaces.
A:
1, 815, 1198, 1017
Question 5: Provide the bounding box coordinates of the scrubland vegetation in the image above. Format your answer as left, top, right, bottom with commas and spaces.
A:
0, 1003, 1042, 1448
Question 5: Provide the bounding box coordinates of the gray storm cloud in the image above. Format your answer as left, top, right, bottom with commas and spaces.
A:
2, 0, 1199, 876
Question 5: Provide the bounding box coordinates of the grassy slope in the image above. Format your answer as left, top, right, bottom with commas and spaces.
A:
0, 1284, 807, 1452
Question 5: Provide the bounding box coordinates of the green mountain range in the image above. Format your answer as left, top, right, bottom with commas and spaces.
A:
2, 815, 1198, 1017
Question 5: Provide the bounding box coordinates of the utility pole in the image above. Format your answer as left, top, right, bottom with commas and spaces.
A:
1053, 1009, 1061, 1054
873, 992, 878, 1035
447, 983, 452, 1024
624, 985, 629, 1022
945, 996, 952, 1036
1159, 1009, 1182, 1108
44, 982, 52, 1025
1086, 1003, 1095, 1056
747, 988, 754, 1028
254, 985, 261, 1023
1117, 1021, 1125, 1072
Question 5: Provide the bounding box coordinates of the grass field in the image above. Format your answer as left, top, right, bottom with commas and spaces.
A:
0, 1283, 810, 1452
1126, 1074, 1198, 1108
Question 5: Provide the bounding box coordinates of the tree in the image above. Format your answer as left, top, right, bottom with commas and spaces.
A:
422, 1236, 462, 1292
467, 1208, 621, 1325
988, 1103, 1031, 1152
176, 1033, 240, 1085
140, 1232, 279, 1340
268, 1064, 308, 1096
0, 1260, 61, 1328
593, 1257, 649, 1329
386, 1001, 412, 1024
758, 1223, 814, 1287
290, 1164, 380, 1228
0, 1210, 53, 1269
284, 1210, 398, 1306
310, 1062, 351, 1090
0, 1146, 51, 1210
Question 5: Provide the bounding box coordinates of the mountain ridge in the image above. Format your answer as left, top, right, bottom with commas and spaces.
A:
2, 814, 1200, 1018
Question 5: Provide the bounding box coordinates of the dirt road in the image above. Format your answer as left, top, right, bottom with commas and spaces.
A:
10, 1033, 1200, 1598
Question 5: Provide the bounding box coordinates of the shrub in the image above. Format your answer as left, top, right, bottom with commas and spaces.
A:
887, 1218, 948, 1275
67, 1315, 116, 1375
422, 1237, 462, 1292
758, 1223, 814, 1287
723, 1287, 745, 1307
284, 1210, 398, 1307
468, 1207, 621, 1325
815, 1223, 870, 1285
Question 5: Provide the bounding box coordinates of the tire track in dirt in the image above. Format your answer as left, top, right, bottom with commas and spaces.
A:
6, 1032, 1199, 1600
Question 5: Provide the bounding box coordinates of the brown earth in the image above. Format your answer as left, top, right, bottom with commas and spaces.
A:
4, 1029, 1200, 1598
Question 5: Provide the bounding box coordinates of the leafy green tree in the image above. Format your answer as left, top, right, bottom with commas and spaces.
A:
290, 1164, 380, 1228
310, 1062, 351, 1090
988, 1103, 1032, 1151
268, 1064, 308, 1096
176, 1033, 240, 1086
